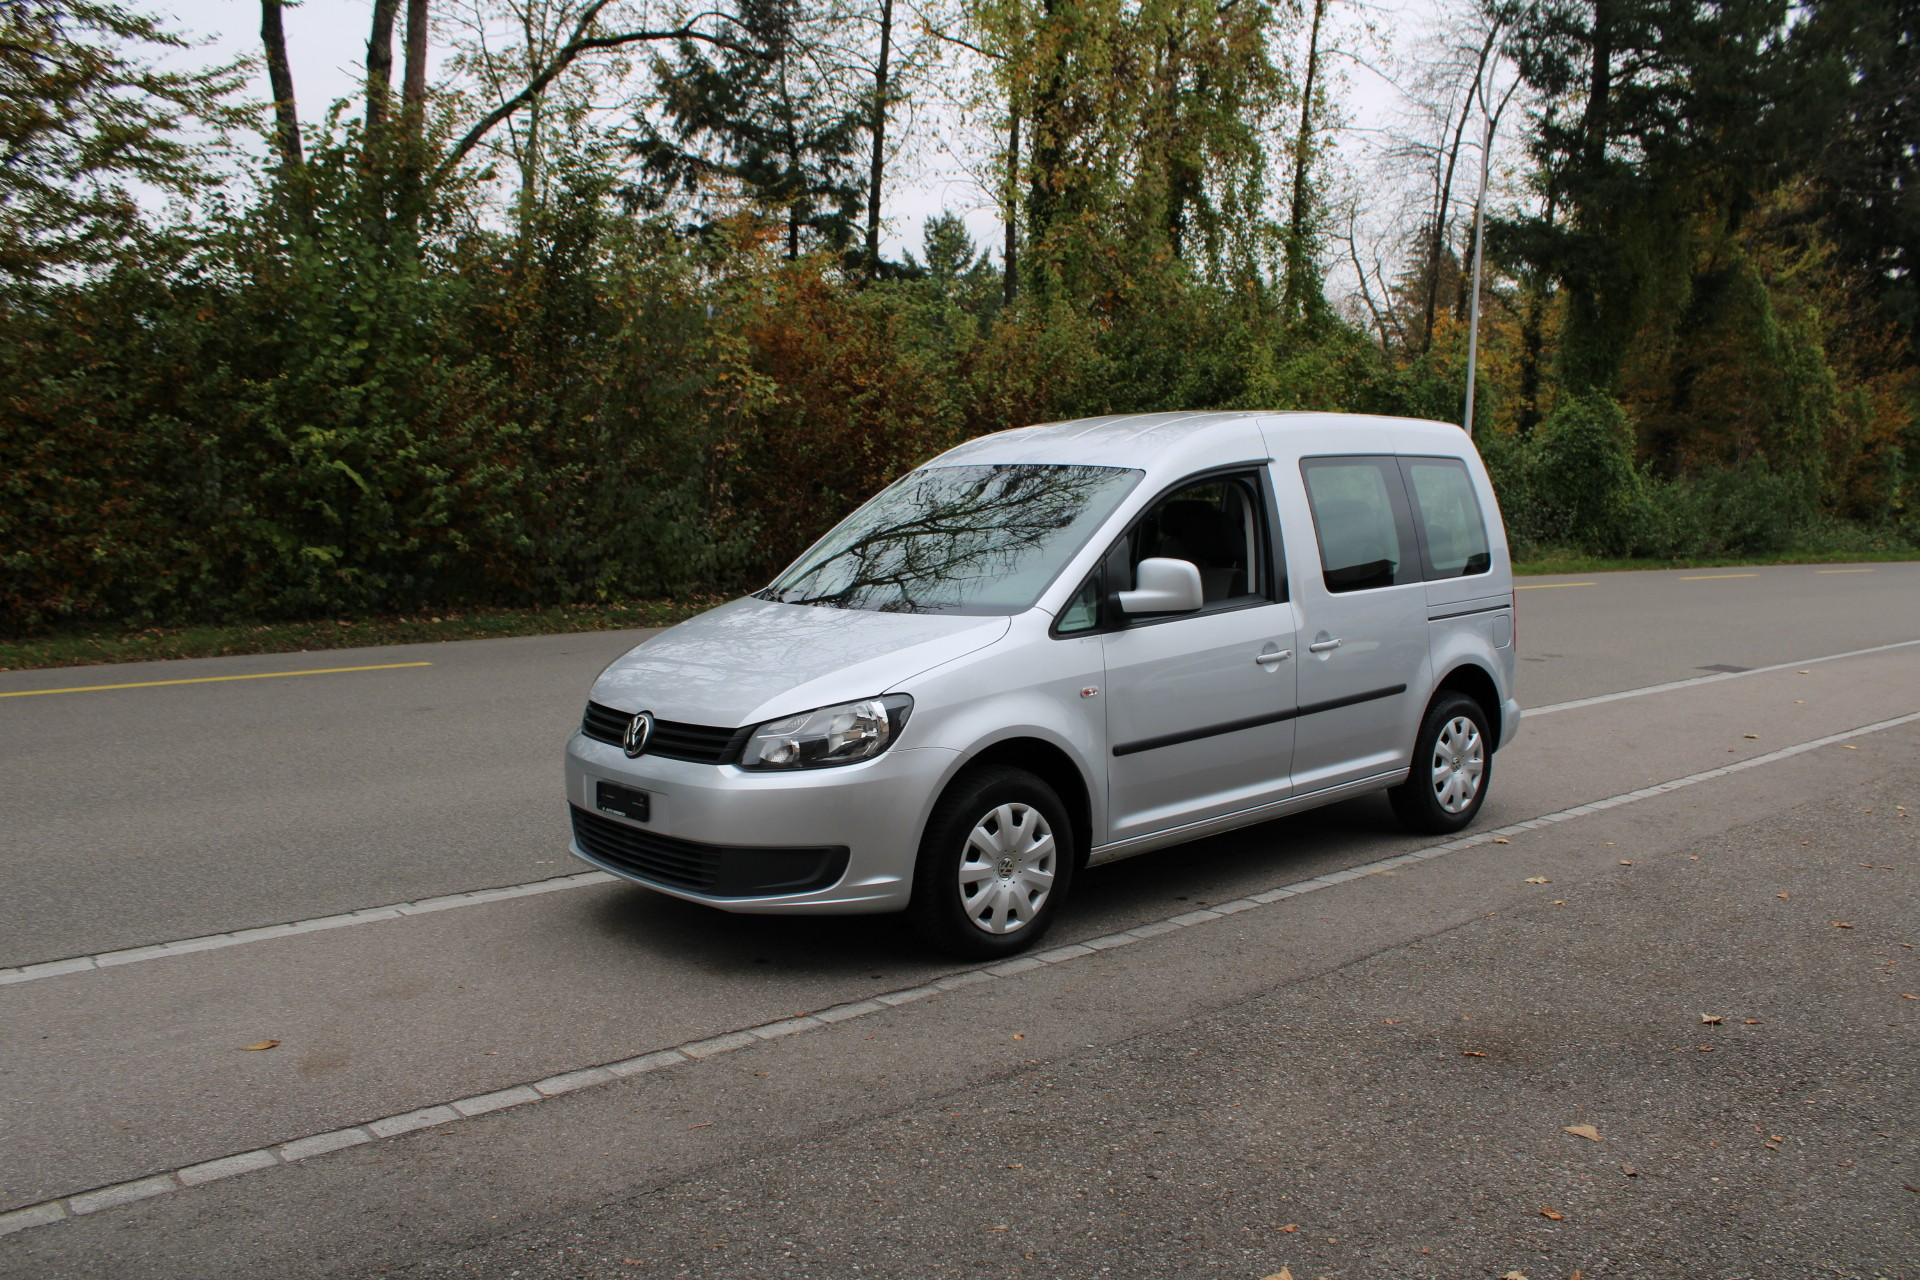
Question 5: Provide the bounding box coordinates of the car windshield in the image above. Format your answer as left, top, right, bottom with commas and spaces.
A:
759, 463, 1142, 615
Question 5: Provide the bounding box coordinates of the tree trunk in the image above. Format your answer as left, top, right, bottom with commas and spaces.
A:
365, 0, 401, 150
1282, 0, 1329, 320
863, 0, 894, 278
403, 0, 429, 141
1004, 104, 1020, 304
1421, 23, 1498, 353
260, 0, 303, 170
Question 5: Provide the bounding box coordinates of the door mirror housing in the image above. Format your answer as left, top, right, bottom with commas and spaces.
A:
1117, 557, 1204, 616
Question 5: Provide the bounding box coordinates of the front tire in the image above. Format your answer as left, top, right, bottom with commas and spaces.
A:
1389, 692, 1492, 834
908, 765, 1076, 960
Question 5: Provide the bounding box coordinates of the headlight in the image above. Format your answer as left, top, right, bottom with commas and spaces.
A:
739, 694, 914, 770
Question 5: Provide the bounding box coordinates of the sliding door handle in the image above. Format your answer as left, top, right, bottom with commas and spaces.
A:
1307, 637, 1342, 653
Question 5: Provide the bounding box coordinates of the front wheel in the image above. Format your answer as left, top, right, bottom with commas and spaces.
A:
1389, 692, 1492, 834
908, 765, 1076, 960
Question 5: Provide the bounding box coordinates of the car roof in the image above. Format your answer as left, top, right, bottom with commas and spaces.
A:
926, 411, 1471, 470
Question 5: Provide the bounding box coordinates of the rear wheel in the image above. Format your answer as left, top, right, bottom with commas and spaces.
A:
908, 766, 1075, 960
1389, 692, 1491, 834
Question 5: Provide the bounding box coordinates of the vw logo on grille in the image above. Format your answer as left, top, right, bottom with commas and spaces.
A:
622, 711, 655, 758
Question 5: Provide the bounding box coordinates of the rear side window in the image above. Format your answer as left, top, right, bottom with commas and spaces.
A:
1300, 457, 1419, 593
1400, 457, 1492, 579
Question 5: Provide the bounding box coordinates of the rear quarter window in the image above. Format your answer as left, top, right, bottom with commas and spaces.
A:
1299, 457, 1420, 593
1400, 457, 1491, 579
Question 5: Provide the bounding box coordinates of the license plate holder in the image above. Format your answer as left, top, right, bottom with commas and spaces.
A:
595, 780, 651, 823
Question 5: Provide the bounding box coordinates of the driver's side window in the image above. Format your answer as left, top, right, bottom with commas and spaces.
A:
1127, 474, 1268, 606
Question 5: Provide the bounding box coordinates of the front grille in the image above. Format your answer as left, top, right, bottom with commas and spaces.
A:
570, 806, 848, 898
580, 701, 751, 764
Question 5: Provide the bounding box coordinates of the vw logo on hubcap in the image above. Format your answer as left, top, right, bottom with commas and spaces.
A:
998, 856, 1015, 878
622, 711, 655, 758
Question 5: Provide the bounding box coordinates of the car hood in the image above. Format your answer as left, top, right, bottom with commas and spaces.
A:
590, 596, 1011, 728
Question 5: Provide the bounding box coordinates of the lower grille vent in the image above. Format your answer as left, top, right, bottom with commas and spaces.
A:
570, 806, 848, 898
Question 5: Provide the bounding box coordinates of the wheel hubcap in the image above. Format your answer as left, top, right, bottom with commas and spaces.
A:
957, 803, 1057, 935
1429, 716, 1484, 814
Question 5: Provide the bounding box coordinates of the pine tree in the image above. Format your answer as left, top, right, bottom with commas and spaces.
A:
630, 0, 868, 259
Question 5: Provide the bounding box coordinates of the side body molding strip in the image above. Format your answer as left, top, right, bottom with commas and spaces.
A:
1111, 683, 1408, 758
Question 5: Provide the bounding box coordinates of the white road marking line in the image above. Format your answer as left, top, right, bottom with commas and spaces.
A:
6, 706, 1917, 1238
1527, 637, 1920, 718
8, 632, 1919, 987
0, 872, 615, 987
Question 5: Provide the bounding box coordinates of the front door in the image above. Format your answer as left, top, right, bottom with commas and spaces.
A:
1288, 455, 1432, 795
1098, 470, 1299, 845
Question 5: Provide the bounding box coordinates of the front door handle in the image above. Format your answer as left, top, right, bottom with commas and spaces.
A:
1307, 637, 1342, 653
1254, 649, 1292, 666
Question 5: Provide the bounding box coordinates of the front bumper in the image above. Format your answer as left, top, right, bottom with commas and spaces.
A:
564, 732, 959, 913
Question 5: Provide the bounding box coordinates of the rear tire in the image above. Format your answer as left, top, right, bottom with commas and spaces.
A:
908, 765, 1076, 960
1389, 692, 1492, 834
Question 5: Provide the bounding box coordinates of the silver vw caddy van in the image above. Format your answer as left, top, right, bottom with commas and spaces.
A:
566, 412, 1520, 957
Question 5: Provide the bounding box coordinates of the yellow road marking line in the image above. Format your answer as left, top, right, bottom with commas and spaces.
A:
1515, 581, 1597, 590
1680, 573, 1759, 580
1817, 568, 1875, 574
0, 662, 432, 699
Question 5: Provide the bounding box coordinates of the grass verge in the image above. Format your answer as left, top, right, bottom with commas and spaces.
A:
5, 548, 1918, 673
1511, 549, 1920, 576
0, 599, 724, 674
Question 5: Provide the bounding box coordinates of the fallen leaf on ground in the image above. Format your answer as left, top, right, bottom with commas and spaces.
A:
1278, 1224, 1298, 1232
1904, 1184, 1920, 1194
1261, 1269, 1294, 1280
688, 1122, 713, 1129
1501, 1272, 1529, 1280
1833, 921, 1854, 928
1538, 1206, 1564, 1221
1619, 1163, 1638, 1176
1844, 745, 1859, 750
1564, 1124, 1602, 1141
1012, 1033, 1024, 1040
1525, 876, 1550, 884
1696, 1045, 1716, 1052
1770, 1134, 1785, 1142
1744, 733, 1760, 739
1492, 837, 1510, 844
1744, 1019, 1763, 1024
1619, 860, 1634, 865
1902, 993, 1918, 1000
239, 1040, 279, 1051
1700, 1014, 1723, 1024
1777, 892, 1791, 899
1462, 1050, 1488, 1057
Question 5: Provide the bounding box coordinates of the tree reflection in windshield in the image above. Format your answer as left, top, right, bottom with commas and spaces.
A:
759, 464, 1142, 615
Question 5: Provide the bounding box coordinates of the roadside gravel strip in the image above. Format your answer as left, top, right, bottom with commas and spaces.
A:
6, 633, 1916, 991
6, 705, 1918, 1240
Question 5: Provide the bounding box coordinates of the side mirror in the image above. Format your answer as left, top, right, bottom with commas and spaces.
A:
1117, 557, 1204, 616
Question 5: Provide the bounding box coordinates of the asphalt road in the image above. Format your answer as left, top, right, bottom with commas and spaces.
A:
2, 562, 1916, 1277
